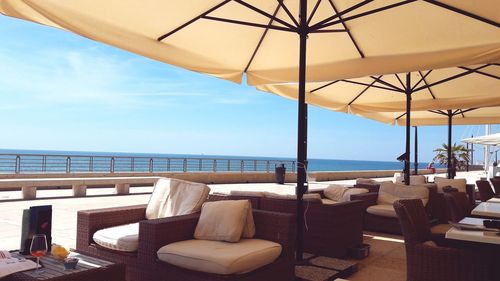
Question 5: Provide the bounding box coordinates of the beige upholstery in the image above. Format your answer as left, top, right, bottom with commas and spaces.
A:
324, 185, 349, 201
378, 182, 429, 206
194, 200, 251, 242
229, 190, 265, 197
356, 178, 378, 185
366, 205, 398, 218
395, 175, 427, 185
321, 198, 338, 205
241, 201, 256, 238
145, 178, 210, 220
434, 177, 467, 193
157, 239, 281, 275
264, 192, 322, 203
93, 223, 139, 252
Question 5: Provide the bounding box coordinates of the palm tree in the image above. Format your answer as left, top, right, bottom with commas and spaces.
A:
433, 143, 470, 172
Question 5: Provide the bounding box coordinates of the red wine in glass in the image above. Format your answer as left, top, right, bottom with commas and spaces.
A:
30, 234, 48, 273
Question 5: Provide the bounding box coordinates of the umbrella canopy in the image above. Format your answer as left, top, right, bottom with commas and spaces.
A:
2, 0, 500, 261
463, 133, 500, 146
257, 64, 500, 113
0, 0, 499, 85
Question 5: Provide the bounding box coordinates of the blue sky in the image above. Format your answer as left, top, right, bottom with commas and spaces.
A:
0, 15, 497, 163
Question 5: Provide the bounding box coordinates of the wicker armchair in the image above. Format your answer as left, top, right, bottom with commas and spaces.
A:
259, 197, 364, 258
476, 180, 496, 202
77, 204, 148, 281
393, 199, 494, 281
143, 209, 295, 281
443, 192, 472, 222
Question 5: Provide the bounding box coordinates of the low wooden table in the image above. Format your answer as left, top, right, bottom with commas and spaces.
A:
471, 202, 500, 218
4, 252, 125, 281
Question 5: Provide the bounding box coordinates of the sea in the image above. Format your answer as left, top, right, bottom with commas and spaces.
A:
0, 149, 437, 174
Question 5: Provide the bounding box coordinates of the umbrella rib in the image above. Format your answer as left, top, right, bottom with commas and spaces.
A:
394, 73, 406, 89
233, 0, 297, 30
413, 64, 491, 92
369, 76, 405, 92
157, 0, 232, 41
411, 70, 433, 91
328, 0, 364, 58
310, 80, 340, 93
417, 71, 436, 99
348, 75, 383, 105
341, 79, 402, 92
307, 0, 323, 25
310, 29, 348, 33
396, 112, 406, 120
458, 66, 500, 80
314, 0, 417, 31
202, 16, 295, 32
310, 0, 374, 30
244, 4, 281, 72
428, 109, 448, 116
276, 0, 300, 27
423, 0, 500, 28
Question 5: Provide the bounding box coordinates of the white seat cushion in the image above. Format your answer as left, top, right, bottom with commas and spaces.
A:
356, 178, 378, 185
321, 198, 338, 205
229, 190, 265, 197
157, 239, 282, 275
194, 200, 251, 242
366, 204, 397, 218
434, 177, 467, 193
264, 192, 322, 203
93, 223, 139, 252
146, 178, 210, 219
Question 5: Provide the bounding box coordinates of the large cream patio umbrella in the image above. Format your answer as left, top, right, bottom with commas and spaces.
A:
2, 0, 500, 260
258, 64, 500, 181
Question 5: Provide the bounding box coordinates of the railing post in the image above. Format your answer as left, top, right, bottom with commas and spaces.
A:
240, 160, 244, 173
110, 157, 115, 173
213, 159, 217, 172
266, 160, 270, 173
254, 160, 257, 171
228, 159, 231, 172
183, 159, 187, 172
131, 158, 134, 172
149, 158, 154, 173
89, 156, 94, 172
292, 161, 296, 173
66, 157, 71, 173
15, 155, 20, 174
199, 159, 202, 171
167, 158, 171, 171
42, 156, 46, 173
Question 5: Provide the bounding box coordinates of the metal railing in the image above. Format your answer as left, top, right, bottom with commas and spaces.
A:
0, 153, 296, 174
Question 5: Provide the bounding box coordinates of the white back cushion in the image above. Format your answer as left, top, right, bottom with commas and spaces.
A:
395, 175, 427, 185
263, 192, 322, 203
194, 200, 250, 242
378, 181, 429, 206
323, 184, 349, 201
356, 178, 378, 185
146, 178, 210, 220
434, 177, 467, 193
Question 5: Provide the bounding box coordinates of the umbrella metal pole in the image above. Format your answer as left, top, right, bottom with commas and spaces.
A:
447, 110, 453, 179
295, 0, 308, 262
404, 73, 411, 185
414, 126, 418, 175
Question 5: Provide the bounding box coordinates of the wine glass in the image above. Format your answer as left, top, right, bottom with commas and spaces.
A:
30, 234, 48, 273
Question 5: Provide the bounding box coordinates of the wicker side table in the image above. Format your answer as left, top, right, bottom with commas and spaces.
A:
4, 252, 125, 281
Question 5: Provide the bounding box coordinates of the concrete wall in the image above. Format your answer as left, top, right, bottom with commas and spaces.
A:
0, 168, 449, 185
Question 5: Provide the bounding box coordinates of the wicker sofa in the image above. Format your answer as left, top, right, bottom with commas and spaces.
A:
209, 190, 364, 258
76, 178, 211, 281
